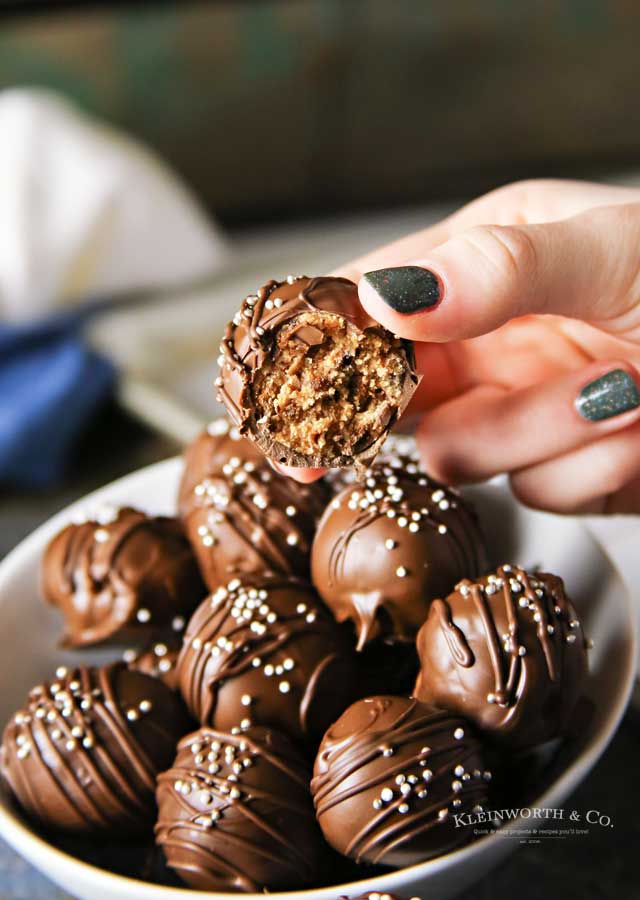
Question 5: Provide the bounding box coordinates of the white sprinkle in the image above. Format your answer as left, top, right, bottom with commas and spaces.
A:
136, 608, 151, 623
438, 524, 448, 535
241, 695, 252, 706
396, 566, 408, 578
94, 528, 109, 543
279, 681, 291, 694
454, 727, 464, 740
127, 709, 139, 722
286, 533, 299, 546
385, 539, 396, 550
55, 667, 68, 678
139, 700, 152, 714
380, 788, 394, 802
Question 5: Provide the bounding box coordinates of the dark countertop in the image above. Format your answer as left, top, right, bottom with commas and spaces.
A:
0, 405, 638, 900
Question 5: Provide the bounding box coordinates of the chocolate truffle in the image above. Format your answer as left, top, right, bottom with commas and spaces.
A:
216, 275, 419, 468
42, 506, 205, 647
124, 635, 183, 691
312, 696, 490, 867
178, 418, 263, 520
311, 460, 488, 648
0, 664, 191, 833
156, 725, 324, 892
177, 575, 357, 746
180, 455, 328, 590
414, 565, 589, 751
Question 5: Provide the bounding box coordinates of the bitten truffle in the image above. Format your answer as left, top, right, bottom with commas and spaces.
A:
311, 459, 487, 648
216, 275, 419, 468
0, 664, 190, 833
312, 696, 490, 867
42, 506, 205, 647
155, 725, 325, 892
177, 575, 356, 746
180, 454, 328, 590
178, 418, 263, 520
414, 565, 589, 750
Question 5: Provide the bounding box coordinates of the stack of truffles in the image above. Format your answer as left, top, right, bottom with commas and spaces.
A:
0, 276, 590, 895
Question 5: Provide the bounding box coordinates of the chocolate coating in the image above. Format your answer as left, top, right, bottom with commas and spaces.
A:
414, 565, 589, 751
311, 460, 488, 648
180, 453, 328, 591
178, 418, 263, 520
156, 725, 325, 892
42, 506, 205, 647
0, 664, 190, 833
177, 575, 357, 746
216, 275, 419, 468
312, 696, 490, 867
124, 635, 183, 691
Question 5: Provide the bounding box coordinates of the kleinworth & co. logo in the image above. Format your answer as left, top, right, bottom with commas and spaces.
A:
453, 807, 614, 843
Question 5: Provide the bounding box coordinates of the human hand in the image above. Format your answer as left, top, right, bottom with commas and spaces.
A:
281, 179, 640, 514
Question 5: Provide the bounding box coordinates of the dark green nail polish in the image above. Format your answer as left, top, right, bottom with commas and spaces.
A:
576, 369, 640, 421
362, 266, 441, 314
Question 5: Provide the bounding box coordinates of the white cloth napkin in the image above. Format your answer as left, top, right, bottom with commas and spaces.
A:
0, 89, 227, 322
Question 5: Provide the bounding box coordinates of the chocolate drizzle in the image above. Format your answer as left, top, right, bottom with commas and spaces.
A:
312, 696, 489, 867
0, 664, 190, 833
312, 459, 488, 647
177, 575, 356, 745
415, 566, 589, 749
42, 506, 205, 647
155, 726, 324, 892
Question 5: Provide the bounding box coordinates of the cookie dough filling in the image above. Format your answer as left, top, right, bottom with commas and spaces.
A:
252, 311, 408, 460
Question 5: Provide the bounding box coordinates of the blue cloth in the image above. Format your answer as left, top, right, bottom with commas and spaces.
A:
0, 310, 116, 487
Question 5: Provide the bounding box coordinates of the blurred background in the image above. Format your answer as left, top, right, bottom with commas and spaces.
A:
2, 0, 640, 219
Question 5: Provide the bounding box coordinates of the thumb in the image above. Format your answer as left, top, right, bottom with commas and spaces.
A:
358, 203, 640, 342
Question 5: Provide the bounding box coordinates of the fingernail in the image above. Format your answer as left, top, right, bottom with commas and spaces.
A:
576, 369, 640, 422
361, 266, 441, 314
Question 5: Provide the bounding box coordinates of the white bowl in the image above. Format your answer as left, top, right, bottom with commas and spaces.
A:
0, 459, 635, 900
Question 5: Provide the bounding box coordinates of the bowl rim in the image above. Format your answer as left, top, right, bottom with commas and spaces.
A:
0, 457, 636, 899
